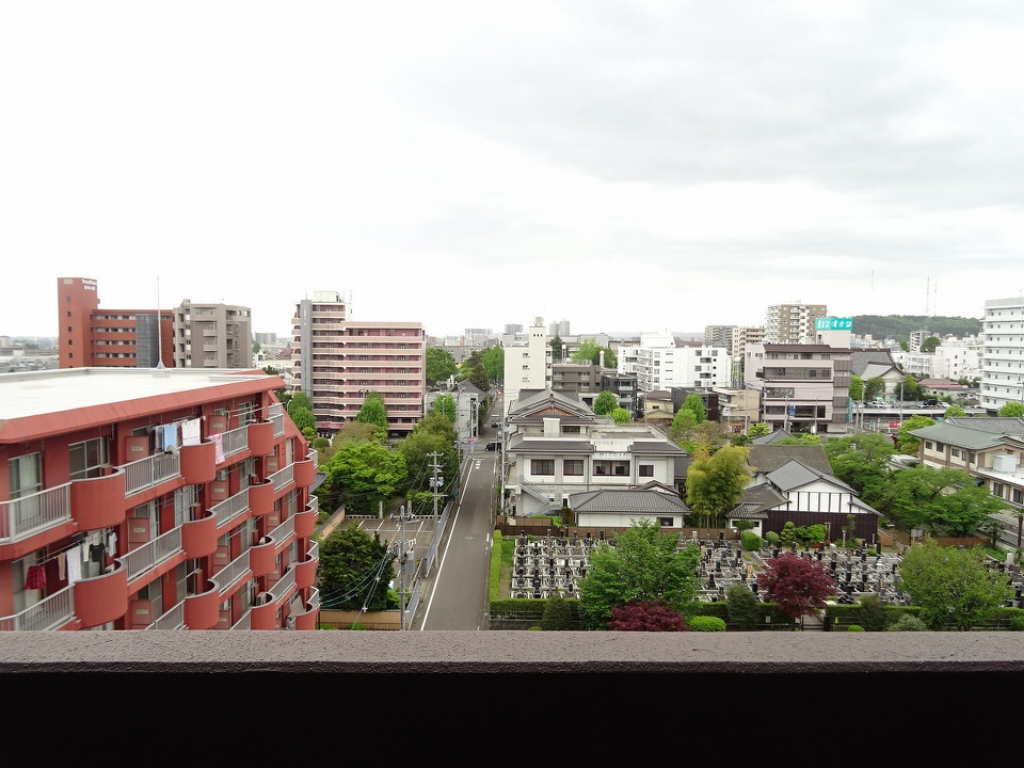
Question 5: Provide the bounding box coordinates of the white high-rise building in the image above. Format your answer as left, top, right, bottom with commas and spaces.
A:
981, 297, 1024, 413
502, 317, 552, 409
617, 332, 731, 393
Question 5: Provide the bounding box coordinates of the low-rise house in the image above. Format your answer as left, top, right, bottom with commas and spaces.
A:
504, 389, 690, 517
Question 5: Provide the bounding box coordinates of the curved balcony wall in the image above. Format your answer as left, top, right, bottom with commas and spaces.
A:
180, 441, 217, 485
294, 555, 317, 590
248, 481, 274, 517
293, 456, 316, 489
183, 583, 220, 630
73, 563, 128, 628
292, 588, 320, 630
248, 422, 275, 457
181, 514, 219, 560
249, 601, 278, 630
293, 507, 316, 539
248, 540, 276, 578
70, 469, 126, 531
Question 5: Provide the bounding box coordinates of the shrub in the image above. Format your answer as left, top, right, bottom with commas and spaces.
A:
847, 624, 865, 632
542, 595, 576, 631
779, 522, 797, 544
887, 615, 928, 632
489, 530, 503, 602
1010, 613, 1024, 631
857, 595, 888, 631
687, 616, 727, 632
740, 530, 763, 552
725, 582, 761, 631
607, 601, 688, 632
733, 520, 755, 531
765, 531, 780, 545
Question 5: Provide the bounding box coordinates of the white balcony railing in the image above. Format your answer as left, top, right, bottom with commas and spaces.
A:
0, 484, 72, 542
122, 528, 183, 581
269, 567, 296, 602
307, 495, 319, 517
0, 586, 74, 631
307, 540, 319, 563
220, 426, 249, 457
307, 587, 320, 610
231, 610, 252, 630
267, 463, 294, 493
211, 488, 250, 529
214, 551, 251, 595
146, 600, 185, 630
271, 413, 285, 437
269, 514, 295, 545
124, 452, 181, 496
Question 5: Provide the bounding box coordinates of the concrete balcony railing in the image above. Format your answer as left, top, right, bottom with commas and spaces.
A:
123, 452, 181, 497
146, 600, 185, 630
212, 551, 252, 597
211, 487, 250, 530
121, 527, 184, 583
0, 484, 72, 543
220, 426, 249, 458
0, 586, 74, 632
267, 464, 294, 494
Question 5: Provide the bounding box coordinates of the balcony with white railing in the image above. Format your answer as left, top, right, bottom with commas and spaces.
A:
146, 600, 185, 630
271, 413, 284, 437
211, 488, 250, 529
268, 567, 296, 602
231, 610, 252, 630
269, 515, 296, 547
122, 527, 183, 582
213, 551, 252, 596
123, 452, 181, 496
0, 586, 74, 632
0, 484, 72, 543
268, 463, 294, 493
220, 426, 249, 458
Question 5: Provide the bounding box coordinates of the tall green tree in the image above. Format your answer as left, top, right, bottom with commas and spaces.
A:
864, 377, 886, 401
355, 391, 389, 436
432, 394, 456, 424
572, 339, 600, 364
481, 346, 504, 383
921, 336, 941, 353
670, 408, 697, 443
320, 440, 407, 515
317, 526, 395, 611
900, 374, 924, 401
425, 347, 457, 384
896, 414, 936, 455
469, 363, 490, 391
682, 394, 707, 423
823, 433, 895, 505
396, 411, 458, 506
998, 401, 1024, 417
685, 445, 751, 527
549, 335, 565, 363
898, 541, 1012, 630
577, 520, 701, 629
593, 390, 618, 416
944, 405, 967, 417
849, 376, 864, 401
747, 422, 771, 438
878, 465, 1006, 536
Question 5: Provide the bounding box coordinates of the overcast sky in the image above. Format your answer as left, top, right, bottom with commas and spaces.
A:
2, 1, 1022, 340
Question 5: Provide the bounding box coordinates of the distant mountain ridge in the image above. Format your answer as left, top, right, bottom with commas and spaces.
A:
852, 315, 982, 342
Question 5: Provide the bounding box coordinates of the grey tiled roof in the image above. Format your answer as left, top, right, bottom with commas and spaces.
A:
945, 417, 1024, 436
908, 423, 1008, 450
748, 445, 833, 476
630, 440, 688, 455
731, 484, 788, 516
850, 350, 898, 378
766, 459, 855, 494
569, 488, 690, 514
751, 429, 794, 445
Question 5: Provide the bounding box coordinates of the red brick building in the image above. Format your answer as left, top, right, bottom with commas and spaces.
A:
1, 367, 320, 631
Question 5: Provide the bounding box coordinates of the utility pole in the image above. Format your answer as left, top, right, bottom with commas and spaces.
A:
389, 505, 426, 629
428, 451, 444, 518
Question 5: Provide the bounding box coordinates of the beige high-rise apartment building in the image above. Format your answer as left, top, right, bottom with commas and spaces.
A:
765, 302, 827, 344
173, 300, 253, 369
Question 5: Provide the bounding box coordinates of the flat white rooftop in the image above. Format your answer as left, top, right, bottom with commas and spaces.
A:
0, 367, 270, 421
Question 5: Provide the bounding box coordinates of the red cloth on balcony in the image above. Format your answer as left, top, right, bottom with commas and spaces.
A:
24, 565, 46, 590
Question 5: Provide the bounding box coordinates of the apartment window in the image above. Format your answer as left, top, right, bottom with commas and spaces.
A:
951, 448, 961, 459
639, 465, 654, 477
563, 459, 583, 476
992, 482, 1005, 499
925, 442, 933, 450
9, 453, 43, 499
1013, 488, 1024, 505
594, 460, 630, 477
69, 437, 110, 480
531, 460, 554, 476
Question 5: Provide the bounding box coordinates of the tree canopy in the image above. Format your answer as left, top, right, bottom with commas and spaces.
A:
396, 410, 458, 512
823, 433, 895, 505
425, 347, 457, 384
432, 394, 456, 424
355, 391, 389, 436
593, 390, 618, 416
577, 519, 700, 629
920, 336, 941, 353
469, 362, 490, 391
998, 401, 1024, 417
757, 553, 836, 620
320, 439, 407, 515
685, 445, 751, 527
682, 394, 707, 423
571, 340, 617, 368
849, 376, 864, 401
877, 465, 1005, 536
481, 346, 504, 383
607, 601, 689, 632
896, 414, 936, 455
864, 377, 886, 401
897, 542, 1012, 630
549, 335, 565, 363
610, 407, 632, 424
318, 525, 394, 611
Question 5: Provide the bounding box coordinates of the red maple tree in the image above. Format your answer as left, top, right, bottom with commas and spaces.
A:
757, 553, 836, 620
607, 601, 690, 632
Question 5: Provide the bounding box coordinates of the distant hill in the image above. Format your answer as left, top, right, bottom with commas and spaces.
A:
853, 315, 982, 342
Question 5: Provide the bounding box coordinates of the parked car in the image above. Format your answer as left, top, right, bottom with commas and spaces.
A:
485, 441, 500, 451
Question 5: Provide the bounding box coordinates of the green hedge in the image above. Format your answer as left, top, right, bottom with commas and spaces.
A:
825, 603, 923, 630
489, 530, 503, 602
490, 598, 547, 620
688, 616, 727, 632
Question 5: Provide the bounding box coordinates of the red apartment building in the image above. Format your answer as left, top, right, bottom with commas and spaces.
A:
59, 277, 174, 369
0, 367, 320, 631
